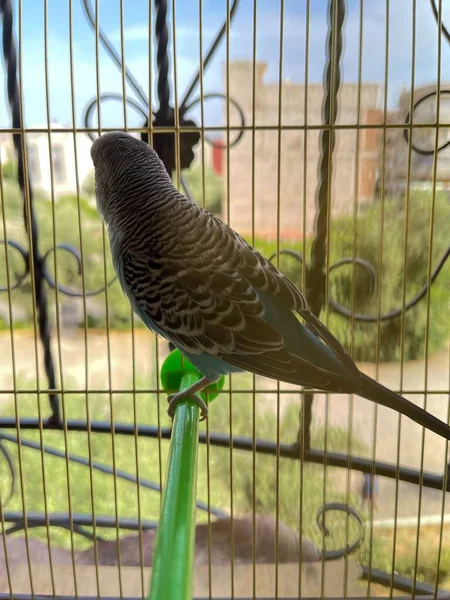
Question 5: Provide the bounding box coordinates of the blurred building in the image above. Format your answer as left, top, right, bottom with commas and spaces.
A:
384, 84, 450, 195
2, 79, 449, 223
0, 124, 93, 198
221, 61, 384, 238
192, 138, 224, 177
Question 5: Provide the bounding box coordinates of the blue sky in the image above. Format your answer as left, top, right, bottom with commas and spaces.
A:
1, 0, 450, 130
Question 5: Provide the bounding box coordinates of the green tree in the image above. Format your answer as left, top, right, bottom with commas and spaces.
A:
259, 192, 450, 362
178, 163, 223, 214
81, 170, 95, 197
1, 160, 17, 181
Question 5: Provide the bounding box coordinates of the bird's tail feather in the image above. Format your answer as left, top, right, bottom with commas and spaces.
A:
359, 373, 450, 440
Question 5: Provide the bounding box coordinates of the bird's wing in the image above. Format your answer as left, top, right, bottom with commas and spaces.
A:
222, 221, 360, 381
119, 244, 286, 357
117, 209, 358, 390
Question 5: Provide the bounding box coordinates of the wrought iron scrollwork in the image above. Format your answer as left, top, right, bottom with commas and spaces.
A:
0, 239, 29, 292
42, 244, 117, 297
266, 0, 450, 327
297, 0, 346, 461
0, 240, 117, 298
268, 245, 450, 323
429, 0, 450, 44
0, 0, 60, 423
403, 90, 450, 156
0, 0, 247, 423
0, 439, 15, 505
316, 503, 365, 561
80, 0, 246, 177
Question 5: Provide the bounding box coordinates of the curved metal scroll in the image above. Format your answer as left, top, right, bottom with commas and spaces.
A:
268, 246, 450, 323
316, 503, 365, 561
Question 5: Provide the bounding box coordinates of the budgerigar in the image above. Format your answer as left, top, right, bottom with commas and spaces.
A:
91, 131, 450, 440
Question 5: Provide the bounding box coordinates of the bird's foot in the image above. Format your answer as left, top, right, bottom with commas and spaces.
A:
166, 375, 218, 421
167, 391, 209, 421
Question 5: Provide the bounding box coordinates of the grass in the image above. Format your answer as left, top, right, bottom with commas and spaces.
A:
1, 177, 449, 588
0, 369, 365, 552
372, 524, 450, 589
1, 366, 448, 591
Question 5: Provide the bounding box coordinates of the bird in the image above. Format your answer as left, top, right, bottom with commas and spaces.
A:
90, 131, 450, 440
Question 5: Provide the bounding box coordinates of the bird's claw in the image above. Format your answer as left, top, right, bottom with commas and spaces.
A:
167, 392, 209, 421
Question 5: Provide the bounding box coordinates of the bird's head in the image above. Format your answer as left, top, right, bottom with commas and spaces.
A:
90, 131, 172, 223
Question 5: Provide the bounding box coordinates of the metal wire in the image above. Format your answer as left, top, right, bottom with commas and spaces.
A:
224, 3, 236, 595
274, 0, 285, 594
1, 0, 450, 598
413, 0, 442, 594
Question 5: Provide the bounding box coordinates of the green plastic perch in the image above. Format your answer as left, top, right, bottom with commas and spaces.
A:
148, 349, 225, 600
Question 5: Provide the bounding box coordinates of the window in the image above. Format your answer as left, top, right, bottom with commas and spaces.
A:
52, 144, 66, 184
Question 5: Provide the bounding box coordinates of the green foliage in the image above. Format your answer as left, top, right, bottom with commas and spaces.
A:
326, 192, 450, 362
177, 163, 223, 214
1, 160, 17, 181
364, 530, 450, 588
0, 369, 370, 562
58, 193, 100, 220
252, 193, 450, 362
392, 541, 450, 585
81, 170, 95, 197
2, 368, 448, 587
0, 373, 168, 549
0, 186, 133, 330
0, 179, 25, 218
1, 185, 449, 361
6, 368, 443, 585
207, 396, 369, 557
0, 168, 224, 331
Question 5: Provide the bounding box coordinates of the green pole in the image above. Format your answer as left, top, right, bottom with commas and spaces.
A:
148, 350, 224, 600
149, 371, 200, 600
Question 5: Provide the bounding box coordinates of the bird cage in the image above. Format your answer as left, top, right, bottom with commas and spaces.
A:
0, 1, 450, 599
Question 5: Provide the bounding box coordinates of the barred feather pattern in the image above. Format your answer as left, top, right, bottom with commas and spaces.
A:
89, 132, 450, 441
91, 132, 356, 381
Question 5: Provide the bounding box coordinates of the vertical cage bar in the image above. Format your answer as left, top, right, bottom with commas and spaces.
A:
274, 1, 286, 596
301, 0, 346, 457
224, 1, 236, 596
412, 0, 443, 594
298, 0, 310, 594
148, 373, 201, 600
344, 3, 364, 592
250, 1, 258, 596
